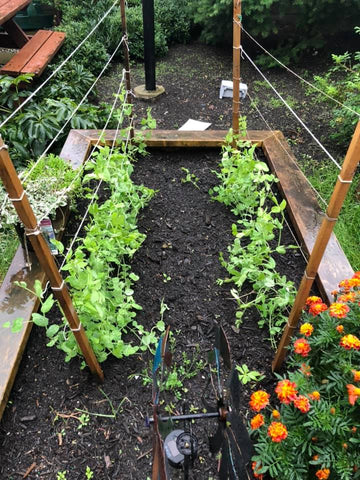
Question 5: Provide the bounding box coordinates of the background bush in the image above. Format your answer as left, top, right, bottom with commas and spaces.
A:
188, 0, 360, 64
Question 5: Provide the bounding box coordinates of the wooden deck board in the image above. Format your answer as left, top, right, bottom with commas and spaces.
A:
262, 132, 353, 302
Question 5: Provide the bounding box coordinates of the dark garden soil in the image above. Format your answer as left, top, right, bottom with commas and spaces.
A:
0, 40, 345, 479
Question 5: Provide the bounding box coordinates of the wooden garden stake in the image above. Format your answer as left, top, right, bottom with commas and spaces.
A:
119, 0, 134, 139
0, 137, 104, 382
272, 121, 360, 372
232, 0, 241, 136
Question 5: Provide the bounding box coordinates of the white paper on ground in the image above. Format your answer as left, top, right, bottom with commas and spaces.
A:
178, 119, 212, 131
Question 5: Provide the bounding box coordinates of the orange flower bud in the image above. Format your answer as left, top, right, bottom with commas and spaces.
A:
352, 426, 357, 433
336, 324, 344, 333
272, 409, 280, 419
330, 407, 336, 415
312, 455, 319, 461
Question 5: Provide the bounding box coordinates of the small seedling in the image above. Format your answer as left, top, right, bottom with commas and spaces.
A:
85, 466, 94, 479
236, 364, 264, 385
162, 272, 171, 283
56, 472, 67, 480
181, 167, 200, 189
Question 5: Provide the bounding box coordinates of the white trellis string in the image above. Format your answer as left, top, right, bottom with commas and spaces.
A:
59, 77, 132, 269
242, 48, 342, 170
21, 39, 127, 185
38, 72, 129, 224
241, 25, 360, 119
0, 0, 118, 130
246, 88, 329, 208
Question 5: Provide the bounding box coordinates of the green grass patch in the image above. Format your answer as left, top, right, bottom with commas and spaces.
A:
0, 227, 19, 283
300, 157, 360, 271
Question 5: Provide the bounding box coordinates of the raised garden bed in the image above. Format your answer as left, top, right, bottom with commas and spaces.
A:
0, 127, 354, 478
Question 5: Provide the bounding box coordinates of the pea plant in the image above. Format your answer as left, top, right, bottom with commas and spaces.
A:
5, 118, 163, 364
210, 126, 296, 347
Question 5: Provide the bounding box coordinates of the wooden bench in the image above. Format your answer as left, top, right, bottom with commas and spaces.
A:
0, 29, 66, 76
0, 0, 65, 77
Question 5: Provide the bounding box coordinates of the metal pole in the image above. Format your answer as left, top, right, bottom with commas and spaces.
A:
119, 0, 134, 139
142, 0, 156, 91
232, 0, 241, 135
272, 121, 360, 372
0, 139, 104, 382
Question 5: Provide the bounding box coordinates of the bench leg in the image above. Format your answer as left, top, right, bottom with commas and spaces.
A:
2, 19, 28, 48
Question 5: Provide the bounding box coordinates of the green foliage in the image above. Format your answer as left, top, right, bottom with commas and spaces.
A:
0, 154, 83, 227
0, 226, 18, 282
188, 0, 360, 63
312, 27, 360, 145
181, 167, 200, 189
236, 364, 265, 385
250, 278, 360, 479
0, 72, 120, 168
210, 121, 296, 346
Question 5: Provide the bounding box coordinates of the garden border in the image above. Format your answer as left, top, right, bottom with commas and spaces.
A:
0, 128, 353, 421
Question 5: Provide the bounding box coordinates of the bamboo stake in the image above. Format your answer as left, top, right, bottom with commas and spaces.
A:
272, 121, 360, 372
0, 138, 104, 382
119, 0, 134, 140
232, 0, 241, 135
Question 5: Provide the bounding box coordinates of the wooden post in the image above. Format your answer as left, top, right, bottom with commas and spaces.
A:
142, 0, 156, 91
119, 0, 134, 139
272, 121, 360, 372
232, 0, 241, 136
0, 138, 104, 382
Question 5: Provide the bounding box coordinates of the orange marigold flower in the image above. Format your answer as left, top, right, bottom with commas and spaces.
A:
316, 468, 330, 480
330, 302, 350, 318
300, 363, 311, 377
275, 379, 298, 404
272, 409, 280, 419
267, 421, 288, 443
338, 292, 356, 303
249, 390, 270, 412
294, 338, 311, 357
309, 391, 320, 401
340, 334, 360, 351
300, 322, 314, 337
293, 395, 310, 413
309, 302, 328, 316
250, 414, 265, 430
353, 272, 360, 279
352, 370, 360, 382
252, 461, 264, 479
336, 324, 344, 333
339, 279, 352, 292
306, 296, 322, 306
349, 277, 360, 288
346, 384, 360, 406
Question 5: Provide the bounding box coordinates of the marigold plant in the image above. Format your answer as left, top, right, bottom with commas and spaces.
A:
250, 274, 360, 479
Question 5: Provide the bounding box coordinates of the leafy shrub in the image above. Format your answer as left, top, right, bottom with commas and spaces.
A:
0, 73, 121, 168
312, 27, 360, 145
249, 274, 360, 479
188, 0, 360, 63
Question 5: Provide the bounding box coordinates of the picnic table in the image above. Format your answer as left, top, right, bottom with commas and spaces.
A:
0, 0, 65, 77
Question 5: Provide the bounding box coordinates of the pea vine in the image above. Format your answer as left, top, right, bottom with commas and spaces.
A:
6, 122, 163, 364
210, 127, 296, 347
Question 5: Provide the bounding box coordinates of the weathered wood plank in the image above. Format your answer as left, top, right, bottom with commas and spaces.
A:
262, 132, 354, 302
59, 130, 93, 169
0, 30, 51, 75
84, 129, 272, 148
0, 0, 31, 26
0, 30, 66, 77
0, 207, 68, 421
22, 32, 66, 76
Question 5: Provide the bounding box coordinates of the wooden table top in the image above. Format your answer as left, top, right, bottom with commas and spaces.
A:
0, 0, 31, 25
